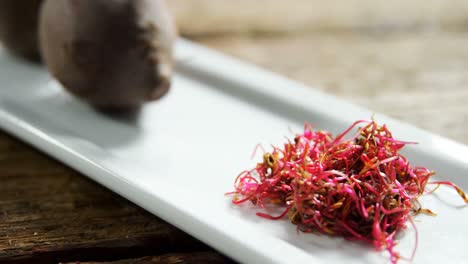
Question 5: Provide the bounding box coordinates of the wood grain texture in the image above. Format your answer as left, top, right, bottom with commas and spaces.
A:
0, 132, 218, 264
167, 0, 468, 35
66, 252, 231, 264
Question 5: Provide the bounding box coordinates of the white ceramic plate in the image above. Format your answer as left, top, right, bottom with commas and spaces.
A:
0, 40, 467, 264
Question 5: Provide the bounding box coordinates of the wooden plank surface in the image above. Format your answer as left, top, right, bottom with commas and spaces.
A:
167, 0, 468, 35
66, 252, 231, 264
2, 1, 468, 263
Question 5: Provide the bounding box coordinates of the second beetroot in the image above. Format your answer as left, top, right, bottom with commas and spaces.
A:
39, 0, 177, 110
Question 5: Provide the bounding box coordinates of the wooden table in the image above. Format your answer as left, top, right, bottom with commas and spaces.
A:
2, 1, 468, 263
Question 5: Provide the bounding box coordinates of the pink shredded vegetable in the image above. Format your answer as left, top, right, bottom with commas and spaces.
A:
228, 120, 468, 263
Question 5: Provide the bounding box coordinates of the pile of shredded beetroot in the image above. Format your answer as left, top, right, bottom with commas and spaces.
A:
228, 120, 468, 263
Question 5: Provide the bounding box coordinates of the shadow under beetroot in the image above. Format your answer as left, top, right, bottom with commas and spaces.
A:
0, 50, 145, 149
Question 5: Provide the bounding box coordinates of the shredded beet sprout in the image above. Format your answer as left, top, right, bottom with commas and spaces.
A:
228, 119, 468, 263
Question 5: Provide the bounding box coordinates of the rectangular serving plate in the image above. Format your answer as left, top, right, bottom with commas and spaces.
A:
0, 39, 467, 264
